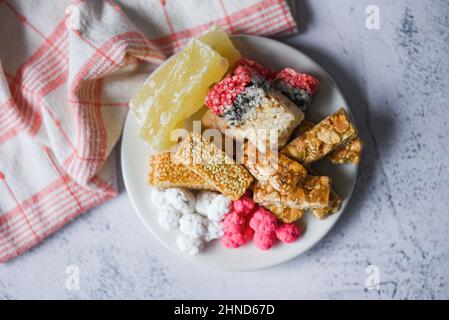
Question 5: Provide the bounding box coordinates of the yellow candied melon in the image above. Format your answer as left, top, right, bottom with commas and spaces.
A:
198, 26, 241, 65
130, 39, 229, 150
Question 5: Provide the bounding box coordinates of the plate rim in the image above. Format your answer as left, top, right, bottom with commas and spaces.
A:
121, 34, 359, 271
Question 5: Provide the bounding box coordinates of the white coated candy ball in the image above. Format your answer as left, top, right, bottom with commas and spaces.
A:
205, 220, 224, 242
177, 234, 205, 256
207, 194, 231, 221
158, 207, 182, 231
165, 188, 196, 215
179, 213, 207, 238
195, 191, 219, 216
150, 188, 169, 208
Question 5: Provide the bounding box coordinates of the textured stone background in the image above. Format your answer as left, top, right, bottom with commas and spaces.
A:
1, 0, 448, 299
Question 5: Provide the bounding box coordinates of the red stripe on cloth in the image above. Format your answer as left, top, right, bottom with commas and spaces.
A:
276, 0, 296, 33
0, 186, 115, 262
150, 0, 292, 48
0, 184, 87, 239
19, 32, 68, 92
159, 0, 181, 52
0, 20, 68, 143
43, 146, 84, 213
0, 177, 70, 223
0, 178, 40, 243
234, 9, 285, 34
0, 177, 113, 248
67, 32, 163, 183
246, 11, 290, 35
0, 173, 115, 236
218, 0, 234, 33
3, 2, 68, 60
68, 100, 128, 107
12, 20, 68, 85
0, 98, 20, 134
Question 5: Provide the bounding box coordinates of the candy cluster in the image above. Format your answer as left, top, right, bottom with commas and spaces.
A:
151, 188, 231, 255
221, 191, 302, 251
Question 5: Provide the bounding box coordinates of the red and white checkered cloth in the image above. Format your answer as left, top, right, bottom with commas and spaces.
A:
0, 0, 297, 262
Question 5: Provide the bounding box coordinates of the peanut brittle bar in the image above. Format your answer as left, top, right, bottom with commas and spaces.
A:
291, 120, 316, 139
281, 109, 357, 164
205, 60, 303, 147
267, 205, 304, 223
253, 176, 331, 210
173, 132, 253, 200
310, 189, 342, 219
241, 142, 307, 194
328, 136, 363, 164
148, 152, 217, 190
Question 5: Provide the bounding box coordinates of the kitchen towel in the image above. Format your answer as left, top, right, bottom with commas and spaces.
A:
0, 0, 297, 262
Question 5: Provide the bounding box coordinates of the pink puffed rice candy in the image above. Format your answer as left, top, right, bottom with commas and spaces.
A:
221, 227, 254, 248
275, 223, 302, 244
222, 211, 246, 234
249, 207, 278, 235
253, 232, 277, 250
232, 198, 256, 216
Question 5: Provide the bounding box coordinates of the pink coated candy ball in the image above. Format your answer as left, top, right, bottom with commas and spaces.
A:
222, 211, 246, 234
221, 227, 254, 249
249, 207, 278, 235
275, 223, 302, 243
232, 196, 256, 216
253, 232, 277, 250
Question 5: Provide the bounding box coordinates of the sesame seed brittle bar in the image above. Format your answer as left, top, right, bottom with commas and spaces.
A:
173, 132, 253, 200
281, 109, 357, 164
148, 152, 217, 191
253, 176, 331, 210
241, 142, 307, 194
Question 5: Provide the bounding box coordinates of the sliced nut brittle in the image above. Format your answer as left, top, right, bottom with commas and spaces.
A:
253, 176, 331, 210
281, 108, 357, 164
241, 142, 307, 194
267, 205, 304, 223
311, 189, 342, 219
328, 136, 363, 164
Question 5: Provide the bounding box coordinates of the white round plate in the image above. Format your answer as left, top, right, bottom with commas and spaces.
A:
121, 35, 358, 271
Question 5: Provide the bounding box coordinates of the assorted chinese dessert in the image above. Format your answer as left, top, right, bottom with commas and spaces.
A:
130, 27, 363, 255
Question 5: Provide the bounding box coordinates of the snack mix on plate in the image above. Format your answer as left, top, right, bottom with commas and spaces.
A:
135, 28, 363, 256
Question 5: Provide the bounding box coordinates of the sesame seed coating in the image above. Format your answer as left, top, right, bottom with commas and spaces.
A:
173, 132, 253, 200
148, 152, 217, 191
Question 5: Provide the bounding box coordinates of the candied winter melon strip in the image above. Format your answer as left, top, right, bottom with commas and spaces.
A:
198, 26, 241, 65
130, 39, 229, 150
130, 58, 177, 125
